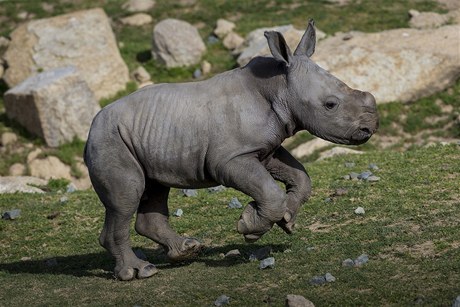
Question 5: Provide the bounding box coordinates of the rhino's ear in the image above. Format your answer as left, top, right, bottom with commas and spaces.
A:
294, 19, 316, 57
264, 31, 292, 66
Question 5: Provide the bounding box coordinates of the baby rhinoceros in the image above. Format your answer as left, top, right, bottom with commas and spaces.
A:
84, 20, 378, 281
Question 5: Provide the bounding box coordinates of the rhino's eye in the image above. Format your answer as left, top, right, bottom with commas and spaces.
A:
324, 100, 339, 110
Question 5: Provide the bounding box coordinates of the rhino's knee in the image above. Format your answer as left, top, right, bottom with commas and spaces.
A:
261, 184, 287, 221
296, 172, 312, 202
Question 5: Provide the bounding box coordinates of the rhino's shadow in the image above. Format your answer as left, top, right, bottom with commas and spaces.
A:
0, 243, 288, 279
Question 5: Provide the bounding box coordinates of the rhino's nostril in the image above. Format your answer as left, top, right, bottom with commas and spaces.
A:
360, 127, 371, 135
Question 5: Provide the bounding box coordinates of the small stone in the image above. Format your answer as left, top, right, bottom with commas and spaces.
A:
342, 258, 355, 267
122, 0, 156, 12
214, 294, 230, 306
207, 35, 219, 45
325, 273, 336, 282
286, 294, 315, 307
134, 249, 148, 260
66, 183, 77, 193
249, 246, 272, 261
45, 258, 58, 267
309, 275, 327, 286
224, 249, 241, 258
214, 18, 235, 39
193, 69, 202, 79
343, 175, 351, 180
354, 207, 365, 215
306, 246, 316, 252
333, 188, 348, 196
201, 60, 212, 75
173, 208, 183, 217
207, 185, 225, 193
259, 257, 275, 269
354, 254, 369, 266
120, 13, 153, 26
60, 196, 68, 203
132, 66, 151, 83
1, 132, 18, 146
181, 189, 197, 197
228, 197, 242, 209
223, 32, 244, 50
366, 175, 380, 182
368, 163, 379, 170
408, 9, 420, 17
344, 162, 355, 168
21, 257, 31, 261
9, 163, 25, 176
358, 171, 373, 180
17, 11, 29, 20
452, 295, 460, 307
324, 197, 332, 203
2, 209, 21, 220
349, 172, 359, 180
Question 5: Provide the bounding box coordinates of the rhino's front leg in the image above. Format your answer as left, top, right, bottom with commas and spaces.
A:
217, 157, 288, 242
264, 146, 311, 234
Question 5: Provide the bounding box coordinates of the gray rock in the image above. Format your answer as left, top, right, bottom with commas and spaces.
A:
354, 254, 369, 266
452, 295, 460, 307
3, 8, 130, 100
325, 273, 336, 282
366, 175, 380, 182
173, 208, 183, 217
309, 275, 327, 286
152, 19, 206, 68
333, 188, 348, 196
201, 60, 212, 75
60, 196, 68, 203
223, 32, 244, 50
2, 209, 21, 220
249, 246, 272, 261
306, 246, 316, 252
410, 11, 449, 29
285, 294, 315, 307
368, 163, 379, 170
207, 185, 226, 193
224, 249, 241, 258
259, 257, 275, 269
228, 197, 242, 209
4, 66, 100, 147
66, 182, 77, 193
132, 66, 151, 83
214, 19, 235, 39
207, 35, 219, 45
122, 0, 156, 12
349, 172, 359, 180
343, 175, 351, 180
358, 171, 373, 180
0, 176, 47, 194
181, 189, 198, 197
1, 132, 18, 146
120, 13, 152, 26
354, 207, 365, 215
214, 295, 230, 306
345, 162, 355, 168
193, 68, 202, 79
291, 138, 332, 159
324, 197, 332, 203
317, 147, 363, 161
342, 258, 355, 267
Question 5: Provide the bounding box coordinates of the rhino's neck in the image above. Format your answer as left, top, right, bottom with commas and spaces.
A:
242, 57, 297, 139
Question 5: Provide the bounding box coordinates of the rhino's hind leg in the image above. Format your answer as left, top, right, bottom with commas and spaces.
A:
135, 182, 202, 262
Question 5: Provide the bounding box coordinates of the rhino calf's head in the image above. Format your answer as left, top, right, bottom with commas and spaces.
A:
264, 20, 379, 145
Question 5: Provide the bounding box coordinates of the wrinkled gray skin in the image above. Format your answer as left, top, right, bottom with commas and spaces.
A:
84, 20, 378, 281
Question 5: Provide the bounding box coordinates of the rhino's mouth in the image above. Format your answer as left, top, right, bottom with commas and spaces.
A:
350, 127, 373, 145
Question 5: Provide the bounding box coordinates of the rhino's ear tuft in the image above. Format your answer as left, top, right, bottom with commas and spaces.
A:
294, 19, 316, 57
264, 31, 292, 66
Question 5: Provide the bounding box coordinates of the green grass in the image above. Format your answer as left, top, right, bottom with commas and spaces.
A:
1, 145, 459, 306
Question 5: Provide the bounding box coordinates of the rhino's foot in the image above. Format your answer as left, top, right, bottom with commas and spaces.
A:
114, 260, 159, 281
276, 211, 295, 234
237, 201, 274, 242
166, 238, 202, 262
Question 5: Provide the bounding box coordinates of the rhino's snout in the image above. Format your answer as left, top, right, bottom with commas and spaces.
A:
350, 91, 379, 145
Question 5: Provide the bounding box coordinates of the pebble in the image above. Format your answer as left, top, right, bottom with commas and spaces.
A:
134, 249, 148, 261
259, 257, 275, 269
325, 272, 336, 282
207, 35, 219, 45
228, 197, 242, 209
181, 189, 197, 197
343, 174, 351, 180
66, 183, 77, 193
354, 254, 369, 266
368, 163, 379, 170
366, 175, 380, 182
60, 196, 68, 203
309, 275, 326, 286
452, 295, 460, 307
333, 188, 348, 196
342, 258, 355, 267
249, 246, 272, 261
324, 197, 332, 203
349, 172, 359, 180
214, 295, 230, 306
193, 68, 202, 79
207, 185, 226, 193
354, 207, 365, 215
2, 209, 21, 220
358, 171, 373, 180
21, 256, 31, 261
285, 294, 315, 307
173, 209, 183, 217
306, 246, 316, 252
224, 249, 241, 258
344, 162, 355, 168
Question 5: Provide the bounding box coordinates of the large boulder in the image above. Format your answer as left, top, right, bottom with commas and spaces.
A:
313, 25, 460, 103
152, 18, 206, 68
0, 176, 47, 194
29, 156, 72, 180
237, 25, 326, 67
291, 138, 333, 159
2, 8, 129, 100
4, 66, 100, 147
